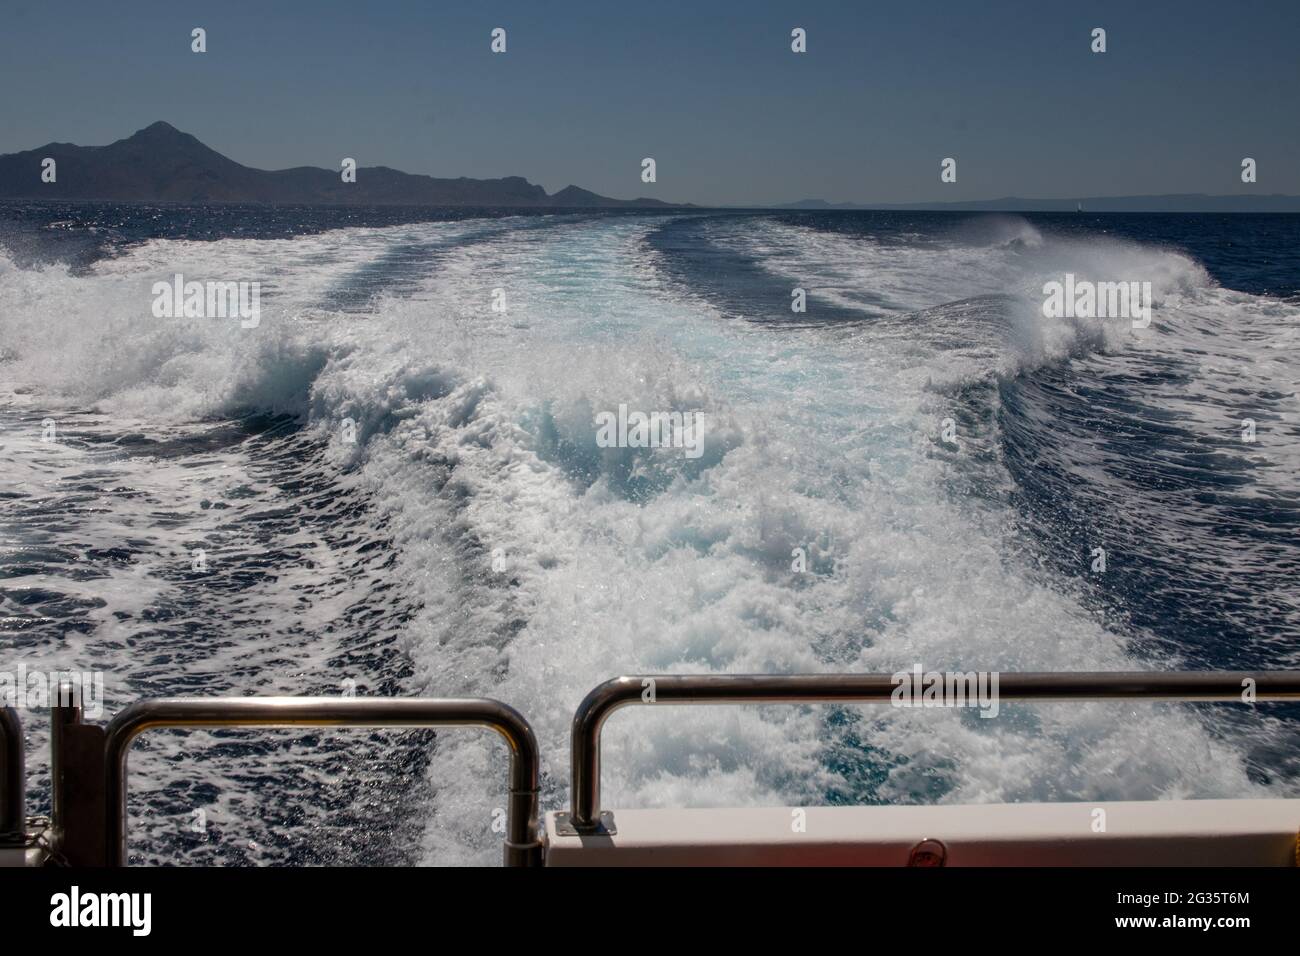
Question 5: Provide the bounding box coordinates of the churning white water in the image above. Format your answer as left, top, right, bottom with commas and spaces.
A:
2, 212, 1295, 865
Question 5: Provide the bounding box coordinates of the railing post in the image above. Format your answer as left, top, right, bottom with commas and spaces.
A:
0, 706, 24, 848
570, 677, 641, 833
51, 681, 109, 866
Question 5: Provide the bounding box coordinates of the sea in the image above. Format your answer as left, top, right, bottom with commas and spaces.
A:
1, 201, 1297, 865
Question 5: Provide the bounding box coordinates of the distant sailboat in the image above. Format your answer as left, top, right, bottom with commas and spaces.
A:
1076, 201, 1083, 213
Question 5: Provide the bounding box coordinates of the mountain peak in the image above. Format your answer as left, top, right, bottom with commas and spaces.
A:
130, 121, 184, 138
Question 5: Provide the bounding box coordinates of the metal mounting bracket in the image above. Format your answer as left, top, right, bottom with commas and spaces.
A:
553, 811, 617, 837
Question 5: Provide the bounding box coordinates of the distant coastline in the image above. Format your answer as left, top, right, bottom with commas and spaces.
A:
3, 123, 1297, 213
773, 195, 1300, 213
0, 122, 683, 208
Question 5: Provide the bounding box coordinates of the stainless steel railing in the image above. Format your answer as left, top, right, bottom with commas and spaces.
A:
104, 696, 542, 866
6, 670, 1299, 861
566, 671, 1300, 832
0, 706, 23, 847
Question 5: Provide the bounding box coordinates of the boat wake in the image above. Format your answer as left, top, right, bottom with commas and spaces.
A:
1, 210, 1295, 865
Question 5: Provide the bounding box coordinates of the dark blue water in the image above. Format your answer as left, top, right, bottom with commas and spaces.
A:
0, 200, 675, 272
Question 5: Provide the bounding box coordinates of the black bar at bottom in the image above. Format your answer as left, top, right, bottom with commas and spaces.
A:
0, 865, 1291, 940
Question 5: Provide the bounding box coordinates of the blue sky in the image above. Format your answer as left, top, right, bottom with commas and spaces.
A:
2, 0, 1297, 204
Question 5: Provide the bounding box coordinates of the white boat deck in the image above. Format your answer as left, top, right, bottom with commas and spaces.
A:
544, 799, 1300, 866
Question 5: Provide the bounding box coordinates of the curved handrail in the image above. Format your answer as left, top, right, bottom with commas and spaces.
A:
105, 696, 541, 866
568, 670, 1300, 832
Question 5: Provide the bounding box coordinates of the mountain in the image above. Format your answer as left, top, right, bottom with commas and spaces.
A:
546, 184, 667, 208
776, 194, 1300, 213
0, 122, 682, 208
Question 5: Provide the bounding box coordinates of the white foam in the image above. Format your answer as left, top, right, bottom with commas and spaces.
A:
1, 215, 1288, 868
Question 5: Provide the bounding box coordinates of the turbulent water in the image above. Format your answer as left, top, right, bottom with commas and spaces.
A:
1, 202, 1297, 866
